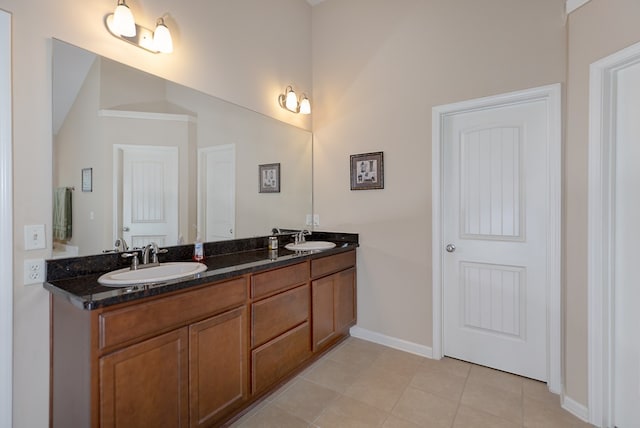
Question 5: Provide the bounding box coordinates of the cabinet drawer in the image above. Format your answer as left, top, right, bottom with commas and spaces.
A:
251, 262, 308, 299
311, 250, 356, 279
251, 284, 309, 348
99, 277, 247, 351
251, 322, 311, 394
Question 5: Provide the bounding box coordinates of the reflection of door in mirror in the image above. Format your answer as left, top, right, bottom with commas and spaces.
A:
116, 145, 179, 249
198, 144, 236, 242
53, 39, 313, 258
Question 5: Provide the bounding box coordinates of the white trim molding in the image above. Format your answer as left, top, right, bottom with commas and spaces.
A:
563, 395, 590, 423
587, 39, 640, 428
431, 84, 563, 394
0, 9, 13, 428
350, 326, 433, 358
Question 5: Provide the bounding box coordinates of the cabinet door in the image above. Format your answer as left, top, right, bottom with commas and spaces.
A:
99, 328, 189, 428
312, 275, 336, 351
312, 267, 357, 351
335, 267, 356, 334
189, 306, 248, 427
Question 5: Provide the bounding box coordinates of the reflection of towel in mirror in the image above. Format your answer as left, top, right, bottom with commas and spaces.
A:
53, 187, 72, 241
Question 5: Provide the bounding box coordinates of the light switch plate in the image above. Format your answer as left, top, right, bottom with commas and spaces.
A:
24, 224, 46, 250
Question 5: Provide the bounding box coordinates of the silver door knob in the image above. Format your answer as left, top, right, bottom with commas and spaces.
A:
122, 226, 130, 232
446, 244, 456, 253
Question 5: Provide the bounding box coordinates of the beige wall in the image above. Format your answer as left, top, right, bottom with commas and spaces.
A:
312, 0, 565, 350
2, 0, 311, 426
565, 0, 640, 407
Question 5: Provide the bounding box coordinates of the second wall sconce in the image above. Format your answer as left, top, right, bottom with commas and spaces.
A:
105, 0, 174, 54
278, 85, 311, 114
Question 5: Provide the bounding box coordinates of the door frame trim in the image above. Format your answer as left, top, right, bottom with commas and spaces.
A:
0, 9, 12, 428
431, 84, 562, 394
587, 40, 640, 428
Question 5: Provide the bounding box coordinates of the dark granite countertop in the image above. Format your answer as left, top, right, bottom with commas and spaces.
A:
44, 232, 358, 310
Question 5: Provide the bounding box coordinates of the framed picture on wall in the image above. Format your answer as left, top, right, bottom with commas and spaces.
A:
259, 163, 280, 193
81, 168, 92, 192
350, 152, 384, 190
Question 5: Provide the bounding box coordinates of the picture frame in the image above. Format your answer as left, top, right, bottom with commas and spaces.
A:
350, 152, 384, 190
81, 168, 93, 192
259, 163, 280, 193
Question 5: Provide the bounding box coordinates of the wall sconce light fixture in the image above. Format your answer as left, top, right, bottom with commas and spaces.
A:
105, 0, 174, 54
278, 85, 311, 114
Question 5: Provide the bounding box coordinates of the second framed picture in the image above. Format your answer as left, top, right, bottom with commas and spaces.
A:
259, 163, 280, 193
350, 152, 384, 190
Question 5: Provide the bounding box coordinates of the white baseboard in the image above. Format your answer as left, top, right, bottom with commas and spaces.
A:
562, 394, 590, 423
349, 326, 433, 359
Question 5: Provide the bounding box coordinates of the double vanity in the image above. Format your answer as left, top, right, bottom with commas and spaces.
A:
45, 232, 358, 427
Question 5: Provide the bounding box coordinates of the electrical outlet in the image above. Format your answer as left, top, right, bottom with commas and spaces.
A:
305, 214, 313, 226
24, 224, 46, 250
313, 214, 320, 227
24, 259, 46, 285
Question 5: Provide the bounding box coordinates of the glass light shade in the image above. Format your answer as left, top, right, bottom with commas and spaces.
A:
285, 89, 298, 112
112, 2, 136, 37
153, 20, 173, 53
299, 95, 311, 114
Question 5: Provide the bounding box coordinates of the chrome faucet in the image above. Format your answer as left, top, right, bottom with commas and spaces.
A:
141, 242, 168, 266
294, 229, 311, 245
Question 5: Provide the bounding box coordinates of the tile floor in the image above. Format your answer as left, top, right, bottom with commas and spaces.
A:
231, 337, 592, 428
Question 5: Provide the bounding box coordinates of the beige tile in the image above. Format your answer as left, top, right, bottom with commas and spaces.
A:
381, 414, 423, 428
453, 405, 520, 428
235, 403, 310, 428
522, 378, 561, 407
466, 364, 524, 395
391, 386, 458, 428
460, 379, 523, 424
314, 395, 388, 428
410, 364, 468, 402
523, 396, 592, 428
265, 377, 299, 402
370, 347, 425, 378
420, 356, 471, 378
230, 399, 271, 426
326, 339, 384, 370
302, 359, 363, 394
347, 337, 390, 354
272, 379, 338, 423
344, 366, 410, 412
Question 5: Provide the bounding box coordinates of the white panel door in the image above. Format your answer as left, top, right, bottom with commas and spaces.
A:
443, 100, 548, 380
198, 144, 235, 242
120, 146, 179, 248
613, 61, 640, 428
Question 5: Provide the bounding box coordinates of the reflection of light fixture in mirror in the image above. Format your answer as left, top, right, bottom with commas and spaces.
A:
278, 86, 311, 114
112, 0, 136, 37
153, 18, 173, 53
105, 1, 174, 54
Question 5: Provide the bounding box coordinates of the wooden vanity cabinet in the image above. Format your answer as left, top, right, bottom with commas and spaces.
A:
52, 276, 250, 428
311, 251, 357, 352
189, 306, 248, 427
99, 328, 190, 427
250, 263, 312, 395
51, 249, 357, 428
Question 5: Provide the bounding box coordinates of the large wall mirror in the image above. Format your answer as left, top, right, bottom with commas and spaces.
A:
52, 39, 313, 258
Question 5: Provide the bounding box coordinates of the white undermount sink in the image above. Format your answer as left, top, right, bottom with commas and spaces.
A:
284, 241, 336, 251
98, 262, 208, 287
